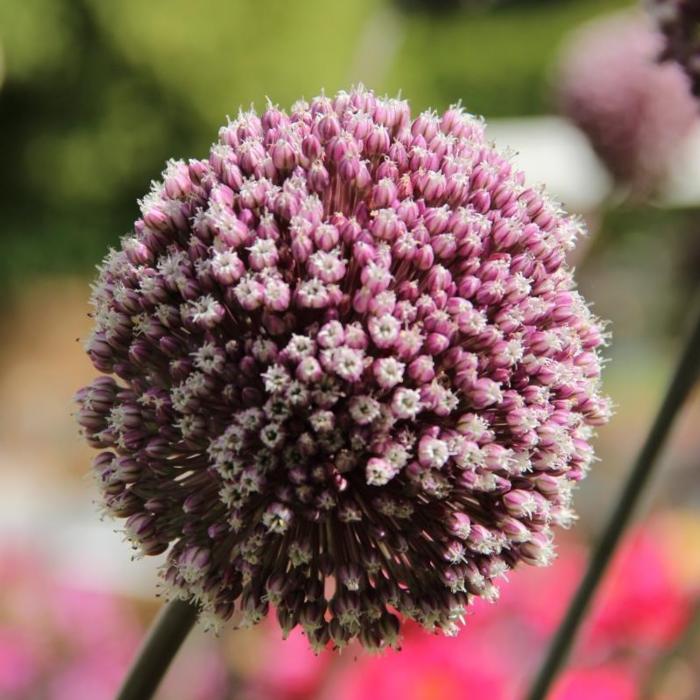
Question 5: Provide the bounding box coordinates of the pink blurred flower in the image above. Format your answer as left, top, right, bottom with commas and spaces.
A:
244, 625, 332, 700
329, 628, 639, 700
0, 543, 229, 700
585, 527, 690, 652
0, 631, 39, 698
550, 665, 638, 700
334, 629, 511, 700
557, 11, 697, 195
501, 525, 689, 654
50, 585, 142, 653
48, 655, 131, 700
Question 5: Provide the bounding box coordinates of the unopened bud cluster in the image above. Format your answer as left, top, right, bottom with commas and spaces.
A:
76, 86, 610, 652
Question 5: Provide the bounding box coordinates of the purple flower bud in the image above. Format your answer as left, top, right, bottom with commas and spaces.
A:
77, 85, 609, 652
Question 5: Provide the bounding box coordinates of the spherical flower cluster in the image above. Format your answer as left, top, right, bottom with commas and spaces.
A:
76, 85, 610, 652
649, 0, 700, 97
557, 12, 697, 195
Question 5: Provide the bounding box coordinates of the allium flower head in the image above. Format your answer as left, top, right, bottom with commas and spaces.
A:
649, 0, 700, 97
557, 12, 697, 195
76, 85, 610, 652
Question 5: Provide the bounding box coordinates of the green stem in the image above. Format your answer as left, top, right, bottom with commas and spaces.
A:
525, 304, 700, 700
116, 599, 199, 700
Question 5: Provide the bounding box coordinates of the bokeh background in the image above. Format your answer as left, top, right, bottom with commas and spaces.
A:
1, 0, 700, 698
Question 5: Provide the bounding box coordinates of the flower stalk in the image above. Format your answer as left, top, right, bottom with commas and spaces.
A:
116, 599, 199, 700
526, 302, 700, 700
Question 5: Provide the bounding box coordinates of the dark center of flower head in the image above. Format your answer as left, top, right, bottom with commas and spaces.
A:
75, 85, 611, 653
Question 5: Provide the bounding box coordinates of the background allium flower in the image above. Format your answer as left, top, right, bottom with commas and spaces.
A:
76, 85, 610, 652
650, 0, 700, 97
556, 12, 697, 195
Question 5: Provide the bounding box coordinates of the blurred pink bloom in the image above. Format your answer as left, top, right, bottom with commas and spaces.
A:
585, 528, 690, 652
0, 543, 229, 700
334, 627, 511, 700
550, 665, 637, 700
502, 525, 689, 654
557, 11, 697, 195
48, 655, 130, 700
0, 631, 39, 697
51, 585, 139, 646
244, 625, 331, 700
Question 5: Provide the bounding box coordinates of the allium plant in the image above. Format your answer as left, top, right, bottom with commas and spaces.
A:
557, 12, 697, 195
76, 85, 610, 653
649, 0, 700, 96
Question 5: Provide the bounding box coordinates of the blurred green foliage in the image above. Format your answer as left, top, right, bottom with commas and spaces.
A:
0, 0, 640, 286
385, 0, 630, 115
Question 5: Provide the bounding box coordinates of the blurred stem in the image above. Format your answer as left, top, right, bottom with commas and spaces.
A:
346, 4, 403, 86
575, 189, 633, 273
525, 302, 700, 700
116, 599, 199, 700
